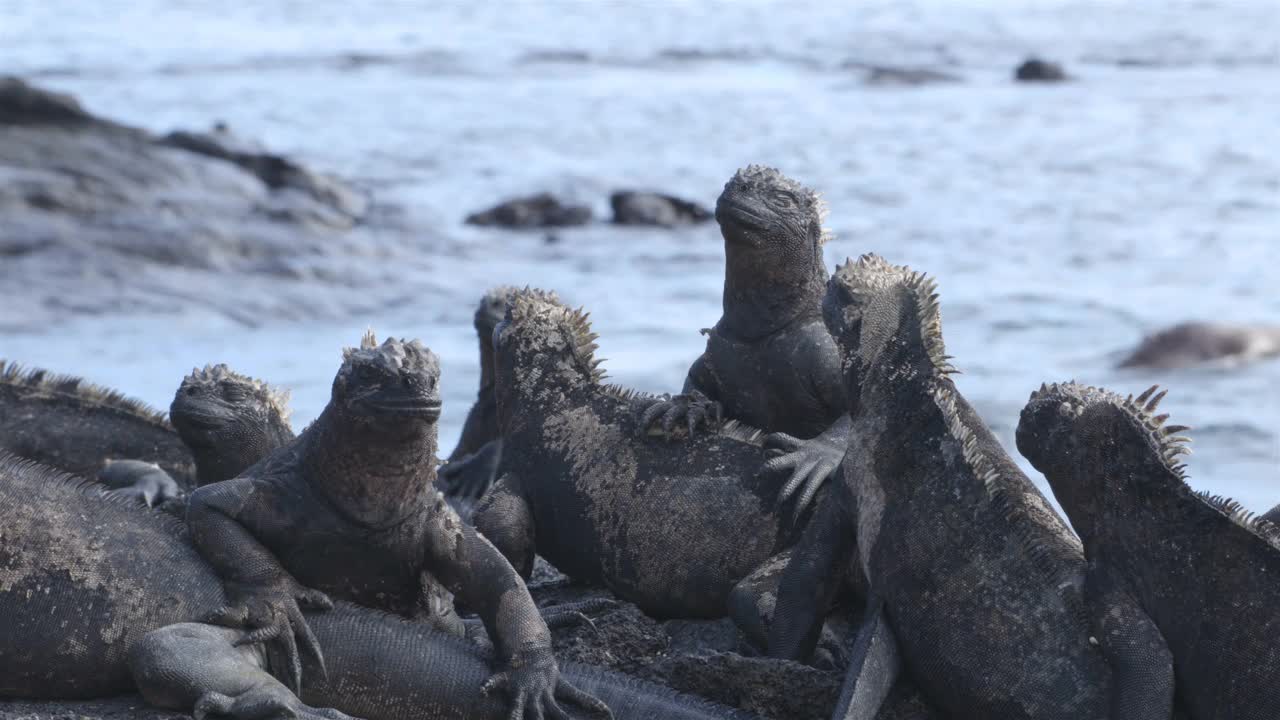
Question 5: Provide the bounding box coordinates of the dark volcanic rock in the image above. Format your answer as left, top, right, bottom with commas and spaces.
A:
1014, 57, 1069, 82
0, 76, 378, 331
609, 190, 713, 227
1118, 321, 1280, 369
842, 61, 963, 86
465, 192, 592, 229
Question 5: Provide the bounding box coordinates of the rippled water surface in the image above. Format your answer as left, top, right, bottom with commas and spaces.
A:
2, 0, 1277, 510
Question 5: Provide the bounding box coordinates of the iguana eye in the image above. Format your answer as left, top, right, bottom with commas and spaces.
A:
773, 191, 795, 208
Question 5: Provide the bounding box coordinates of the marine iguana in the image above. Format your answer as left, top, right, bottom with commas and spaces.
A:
472, 289, 812, 634
439, 286, 522, 506
169, 362, 296, 487
769, 254, 1111, 719
636, 165, 848, 515
0, 360, 195, 487
1018, 381, 1280, 719
186, 331, 610, 719
0, 452, 755, 720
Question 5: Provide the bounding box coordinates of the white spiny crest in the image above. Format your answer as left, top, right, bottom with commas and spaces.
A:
361, 328, 378, 350
831, 254, 955, 377
0, 359, 169, 426
507, 288, 607, 384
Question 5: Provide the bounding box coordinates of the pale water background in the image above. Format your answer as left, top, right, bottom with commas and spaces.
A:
1, 1, 1277, 510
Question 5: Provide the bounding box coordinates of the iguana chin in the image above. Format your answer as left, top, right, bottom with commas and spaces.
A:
0, 452, 756, 720
438, 285, 524, 509
636, 165, 848, 516
185, 331, 610, 719
1018, 381, 1280, 719
472, 288, 810, 638
170, 363, 295, 487
769, 254, 1111, 720
0, 359, 194, 487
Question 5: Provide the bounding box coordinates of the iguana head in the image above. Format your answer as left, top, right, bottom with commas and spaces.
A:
170, 364, 293, 484
333, 331, 442, 430
475, 286, 520, 388
1016, 381, 1192, 537
492, 288, 600, 427
822, 253, 954, 400
716, 165, 830, 338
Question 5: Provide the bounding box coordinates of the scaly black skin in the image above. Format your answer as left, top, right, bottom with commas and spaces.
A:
1018, 381, 1280, 719
1264, 503, 1280, 525
637, 165, 848, 516
770, 254, 1111, 719
186, 332, 610, 720
170, 363, 296, 487
0, 360, 195, 487
473, 289, 810, 630
439, 286, 522, 506
0, 453, 754, 720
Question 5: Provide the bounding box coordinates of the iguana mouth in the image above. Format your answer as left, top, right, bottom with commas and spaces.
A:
366, 398, 442, 420
716, 199, 769, 232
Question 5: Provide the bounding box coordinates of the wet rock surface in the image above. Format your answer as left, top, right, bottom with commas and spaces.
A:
1014, 57, 1070, 82
609, 190, 713, 227
464, 192, 593, 229
1118, 321, 1280, 369
0, 76, 387, 332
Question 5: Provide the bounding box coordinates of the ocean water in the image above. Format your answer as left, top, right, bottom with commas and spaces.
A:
1, 0, 1277, 511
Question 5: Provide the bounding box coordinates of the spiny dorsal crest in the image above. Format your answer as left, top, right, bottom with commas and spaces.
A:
1030, 382, 1193, 481
831, 254, 956, 376
182, 363, 292, 422
342, 331, 438, 374
1193, 493, 1280, 549
0, 359, 169, 426
506, 288, 606, 384
725, 164, 832, 245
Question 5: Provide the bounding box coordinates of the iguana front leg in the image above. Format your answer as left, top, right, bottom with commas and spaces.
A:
425, 506, 612, 720
638, 354, 723, 438
1087, 566, 1175, 719
769, 487, 855, 662
472, 472, 536, 579
187, 479, 333, 693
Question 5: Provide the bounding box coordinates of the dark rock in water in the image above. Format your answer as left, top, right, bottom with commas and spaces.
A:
610, 190, 713, 227
0, 76, 374, 330
465, 192, 592, 229
1014, 57, 1069, 82
843, 62, 963, 86
1118, 321, 1280, 369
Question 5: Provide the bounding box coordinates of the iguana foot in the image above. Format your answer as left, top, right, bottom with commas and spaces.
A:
207, 579, 333, 693
638, 390, 722, 439
194, 688, 358, 720
761, 426, 845, 518
481, 646, 614, 720
98, 459, 184, 508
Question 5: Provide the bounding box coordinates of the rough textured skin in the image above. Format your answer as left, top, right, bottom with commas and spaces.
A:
473, 289, 809, 620
0, 453, 751, 720
169, 364, 295, 487
438, 286, 524, 508
1018, 381, 1280, 719
0, 360, 195, 488
638, 165, 847, 515
1264, 503, 1280, 525
771, 254, 1111, 720
1117, 321, 1280, 369
186, 332, 607, 719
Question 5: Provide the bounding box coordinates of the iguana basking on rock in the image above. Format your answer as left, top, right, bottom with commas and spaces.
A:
769, 254, 1112, 720
186, 331, 610, 719
0, 360, 195, 487
472, 289, 814, 636
0, 452, 756, 720
169, 362, 295, 487
439, 286, 522, 507
1018, 381, 1280, 719
637, 165, 848, 515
